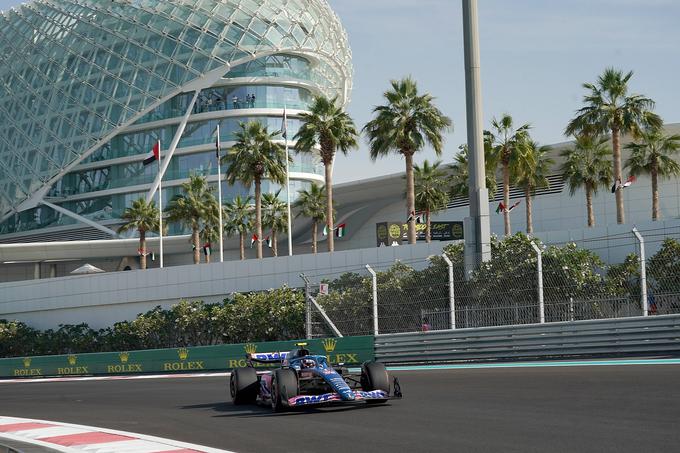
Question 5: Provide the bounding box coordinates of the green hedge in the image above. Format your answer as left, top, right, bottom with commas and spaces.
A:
1, 287, 305, 358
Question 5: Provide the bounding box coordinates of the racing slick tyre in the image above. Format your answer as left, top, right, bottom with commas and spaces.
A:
271, 369, 298, 413
361, 361, 389, 404
230, 367, 258, 405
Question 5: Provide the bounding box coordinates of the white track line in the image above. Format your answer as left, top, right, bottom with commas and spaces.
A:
0, 372, 229, 384
0, 416, 236, 453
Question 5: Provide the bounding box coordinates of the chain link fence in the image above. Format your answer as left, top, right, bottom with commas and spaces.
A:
301, 226, 680, 336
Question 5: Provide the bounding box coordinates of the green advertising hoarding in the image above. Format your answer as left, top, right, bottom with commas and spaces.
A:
0, 336, 374, 379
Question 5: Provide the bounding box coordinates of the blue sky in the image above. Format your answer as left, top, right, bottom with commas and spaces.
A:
1, 0, 678, 183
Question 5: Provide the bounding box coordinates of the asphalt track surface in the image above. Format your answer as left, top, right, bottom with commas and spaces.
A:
1, 364, 679, 453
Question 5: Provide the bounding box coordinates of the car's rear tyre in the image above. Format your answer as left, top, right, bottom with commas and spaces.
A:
230, 367, 258, 405
361, 361, 389, 404
271, 369, 298, 412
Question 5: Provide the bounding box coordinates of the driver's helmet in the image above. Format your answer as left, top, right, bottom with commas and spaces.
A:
301, 358, 316, 369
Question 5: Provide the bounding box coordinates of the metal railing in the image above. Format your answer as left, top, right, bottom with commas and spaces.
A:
374, 314, 680, 364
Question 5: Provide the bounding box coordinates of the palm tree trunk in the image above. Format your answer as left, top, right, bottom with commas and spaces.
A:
192, 229, 200, 264
139, 230, 147, 270
405, 152, 416, 244
255, 177, 263, 259
324, 161, 335, 252
239, 232, 245, 260
586, 184, 595, 228
273, 231, 278, 257
652, 163, 660, 221
525, 187, 533, 235
612, 127, 625, 224
425, 209, 431, 243
312, 221, 318, 254
503, 160, 511, 236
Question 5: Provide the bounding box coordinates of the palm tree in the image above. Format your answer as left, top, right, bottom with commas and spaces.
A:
199, 201, 222, 264
294, 183, 327, 254
166, 174, 219, 265
224, 195, 254, 261
565, 68, 662, 224
224, 121, 287, 259
625, 129, 680, 221
364, 77, 452, 244
262, 191, 288, 257
294, 96, 358, 253
560, 135, 613, 228
449, 136, 499, 200
486, 114, 531, 236
413, 160, 449, 242
512, 139, 553, 234
117, 198, 160, 270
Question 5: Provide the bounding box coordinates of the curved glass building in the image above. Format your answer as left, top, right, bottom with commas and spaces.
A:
0, 0, 352, 242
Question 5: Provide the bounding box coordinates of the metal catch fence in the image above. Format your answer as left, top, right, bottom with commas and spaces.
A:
300, 226, 680, 337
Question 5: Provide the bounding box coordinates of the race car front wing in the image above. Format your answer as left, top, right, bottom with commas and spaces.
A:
286, 377, 402, 408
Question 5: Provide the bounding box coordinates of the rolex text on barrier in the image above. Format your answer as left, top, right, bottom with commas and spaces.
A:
0, 336, 374, 378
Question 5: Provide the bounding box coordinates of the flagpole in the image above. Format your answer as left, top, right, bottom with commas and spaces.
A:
283, 107, 293, 257
157, 139, 164, 269
216, 124, 224, 263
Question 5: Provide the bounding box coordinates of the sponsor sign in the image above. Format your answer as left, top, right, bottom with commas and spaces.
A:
0, 336, 374, 379
377, 221, 463, 246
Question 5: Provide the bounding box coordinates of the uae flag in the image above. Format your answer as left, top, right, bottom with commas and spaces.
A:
335, 223, 346, 238
266, 236, 273, 248
203, 243, 211, 257
143, 141, 161, 166
415, 212, 427, 224
323, 224, 328, 236
250, 234, 258, 248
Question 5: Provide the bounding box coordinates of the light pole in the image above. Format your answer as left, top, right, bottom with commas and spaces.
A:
462, 0, 491, 274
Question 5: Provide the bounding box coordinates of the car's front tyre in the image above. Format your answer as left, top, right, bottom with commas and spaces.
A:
361, 361, 389, 404
230, 367, 258, 405
271, 369, 298, 412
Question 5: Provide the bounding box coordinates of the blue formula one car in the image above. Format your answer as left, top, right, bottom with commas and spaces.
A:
229, 343, 402, 412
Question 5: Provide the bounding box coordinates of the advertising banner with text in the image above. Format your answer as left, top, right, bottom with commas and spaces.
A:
0, 336, 373, 379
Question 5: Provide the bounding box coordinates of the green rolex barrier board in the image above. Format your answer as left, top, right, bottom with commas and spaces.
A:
0, 336, 374, 379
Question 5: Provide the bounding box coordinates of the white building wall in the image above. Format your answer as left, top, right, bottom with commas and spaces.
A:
0, 241, 448, 329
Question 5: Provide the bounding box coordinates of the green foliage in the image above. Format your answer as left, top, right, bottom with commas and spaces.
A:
294, 95, 359, 165
647, 238, 680, 294
605, 254, 641, 298
364, 77, 452, 159
118, 198, 160, 236
223, 121, 288, 187
512, 139, 553, 194
0, 288, 305, 358
413, 160, 449, 215
565, 68, 662, 138
450, 140, 499, 200
561, 134, 613, 196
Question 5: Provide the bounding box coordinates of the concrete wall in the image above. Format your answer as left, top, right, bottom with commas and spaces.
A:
0, 241, 448, 329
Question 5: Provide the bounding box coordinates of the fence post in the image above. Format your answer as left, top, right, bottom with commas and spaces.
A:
441, 253, 456, 329
366, 264, 378, 336
300, 273, 312, 338
530, 241, 545, 324
632, 228, 648, 317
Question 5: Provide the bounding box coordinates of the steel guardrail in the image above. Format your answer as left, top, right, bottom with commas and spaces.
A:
374, 315, 680, 364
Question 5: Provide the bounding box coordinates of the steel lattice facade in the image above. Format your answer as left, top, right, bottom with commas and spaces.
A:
0, 0, 352, 239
